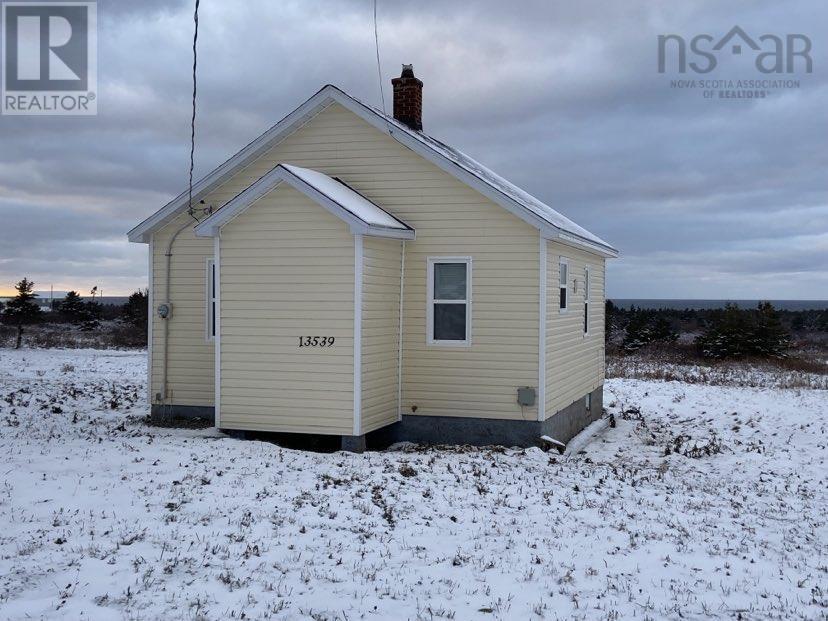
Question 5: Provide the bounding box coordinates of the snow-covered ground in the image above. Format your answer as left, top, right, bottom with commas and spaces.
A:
0, 348, 825, 620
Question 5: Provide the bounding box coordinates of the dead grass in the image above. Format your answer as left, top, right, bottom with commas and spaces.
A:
608, 355, 827, 389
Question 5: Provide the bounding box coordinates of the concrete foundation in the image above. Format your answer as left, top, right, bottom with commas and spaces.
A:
369, 386, 604, 448
151, 404, 215, 422
151, 386, 603, 451
340, 435, 367, 453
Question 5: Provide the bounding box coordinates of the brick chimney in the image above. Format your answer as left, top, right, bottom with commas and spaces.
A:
391, 64, 423, 131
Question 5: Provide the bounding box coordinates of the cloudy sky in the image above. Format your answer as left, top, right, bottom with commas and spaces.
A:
1, 0, 825, 298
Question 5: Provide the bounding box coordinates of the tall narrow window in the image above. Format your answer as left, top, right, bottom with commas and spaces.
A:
559, 258, 568, 312
584, 265, 590, 335
206, 259, 216, 341
427, 257, 471, 346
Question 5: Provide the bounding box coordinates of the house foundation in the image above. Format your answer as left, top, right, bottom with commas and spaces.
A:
150, 387, 603, 452
369, 386, 604, 449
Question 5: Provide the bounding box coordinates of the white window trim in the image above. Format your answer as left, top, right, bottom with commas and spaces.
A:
559, 257, 569, 313
426, 256, 472, 347
206, 258, 216, 341
583, 265, 591, 336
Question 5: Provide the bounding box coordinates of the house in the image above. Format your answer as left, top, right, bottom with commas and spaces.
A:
128, 66, 618, 451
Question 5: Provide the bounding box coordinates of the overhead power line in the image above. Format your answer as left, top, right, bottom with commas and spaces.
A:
187, 0, 200, 221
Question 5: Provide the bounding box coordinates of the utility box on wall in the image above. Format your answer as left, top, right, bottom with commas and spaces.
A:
517, 387, 536, 407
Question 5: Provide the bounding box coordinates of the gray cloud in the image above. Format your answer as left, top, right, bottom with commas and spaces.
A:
0, 0, 825, 298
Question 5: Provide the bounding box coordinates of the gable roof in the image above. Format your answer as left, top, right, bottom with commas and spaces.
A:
193, 163, 414, 239
128, 84, 617, 257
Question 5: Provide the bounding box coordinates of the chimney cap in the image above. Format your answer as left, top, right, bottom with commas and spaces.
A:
400, 64, 416, 78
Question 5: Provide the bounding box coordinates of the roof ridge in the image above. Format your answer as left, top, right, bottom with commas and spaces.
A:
128, 83, 616, 256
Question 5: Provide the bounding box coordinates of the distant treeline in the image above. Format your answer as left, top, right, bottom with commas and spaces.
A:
1, 278, 148, 349
607, 301, 827, 360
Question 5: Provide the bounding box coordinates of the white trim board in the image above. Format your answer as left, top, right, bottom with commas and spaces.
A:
538, 234, 547, 421
147, 237, 154, 404
353, 234, 363, 436
213, 234, 221, 429
397, 240, 405, 421
127, 85, 616, 258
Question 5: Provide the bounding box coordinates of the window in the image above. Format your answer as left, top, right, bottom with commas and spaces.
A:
206, 259, 216, 340
585, 392, 592, 411
559, 258, 568, 312
584, 265, 590, 335
427, 257, 471, 345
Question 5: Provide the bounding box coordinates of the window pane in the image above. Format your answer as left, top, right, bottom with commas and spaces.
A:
584, 302, 588, 333
434, 263, 466, 300
560, 287, 567, 309
560, 262, 567, 286
434, 303, 466, 341
211, 302, 216, 337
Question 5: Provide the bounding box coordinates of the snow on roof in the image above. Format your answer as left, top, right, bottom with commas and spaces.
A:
193, 164, 413, 239
281, 164, 409, 230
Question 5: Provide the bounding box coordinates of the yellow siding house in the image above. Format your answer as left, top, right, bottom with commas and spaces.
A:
128, 66, 618, 451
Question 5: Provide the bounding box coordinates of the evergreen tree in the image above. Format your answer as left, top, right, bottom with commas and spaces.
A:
121, 289, 148, 337
817, 310, 828, 332
696, 302, 789, 359
696, 304, 747, 359
57, 290, 85, 323
753, 302, 789, 357
621, 309, 678, 352
621, 308, 652, 352
80, 300, 102, 332
605, 299, 615, 344
3, 278, 42, 349
650, 314, 679, 343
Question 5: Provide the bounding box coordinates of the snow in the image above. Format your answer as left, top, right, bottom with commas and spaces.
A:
562, 417, 609, 456
1, 348, 826, 620
281, 164, 410, 230
539, 435, 565, 448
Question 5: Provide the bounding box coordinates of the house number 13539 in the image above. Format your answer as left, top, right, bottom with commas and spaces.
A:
298, 336, 335, 347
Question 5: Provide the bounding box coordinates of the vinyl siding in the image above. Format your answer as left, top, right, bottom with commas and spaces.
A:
149, 211, 215, 406
360, 237, 403, 433
218, 184, 355, 434
401, 217, 539, 421
150, 102, 546, 422
545, 242, 605, 416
